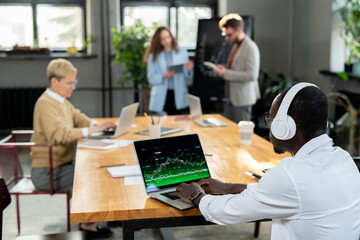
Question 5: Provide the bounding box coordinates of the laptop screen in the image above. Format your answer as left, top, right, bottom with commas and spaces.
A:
188, 94, 203, 120
114, 102, 139, 137
133, 134, 211, 193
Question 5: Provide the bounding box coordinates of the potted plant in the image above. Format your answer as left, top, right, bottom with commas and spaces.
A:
251, 69, 297, 137
335, 0, 360, 74
261, 69, 298, 107
112, 21, 155, 113
327, 92, 359, 156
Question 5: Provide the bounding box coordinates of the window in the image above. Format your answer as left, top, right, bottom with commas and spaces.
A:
0, 0, 86, 51
0, 4, 33, 49
172, 6, 213, 48
37, 5, 84, 49
124, 6, 168, 27
121, 0, 217, 49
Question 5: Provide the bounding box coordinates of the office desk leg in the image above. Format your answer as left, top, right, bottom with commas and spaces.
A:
121, 216, 211, 240
122, 221, 135, 240
254, 221, 260, 238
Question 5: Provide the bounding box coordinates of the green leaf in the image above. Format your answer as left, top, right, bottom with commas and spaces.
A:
337, 71, 349, 81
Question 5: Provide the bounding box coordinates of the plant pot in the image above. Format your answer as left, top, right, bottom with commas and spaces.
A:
344, 63, 353, 73
353, 62, 360, 76
138, 84, 150, 114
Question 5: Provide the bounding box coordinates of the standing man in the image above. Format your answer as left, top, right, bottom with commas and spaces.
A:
174, 83, 360, 239
31, 58, 116, 238
213, 14, 260, 122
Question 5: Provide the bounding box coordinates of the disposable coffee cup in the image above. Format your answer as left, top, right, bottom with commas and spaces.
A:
148, 124, 161, 138
238, 121, 255, 145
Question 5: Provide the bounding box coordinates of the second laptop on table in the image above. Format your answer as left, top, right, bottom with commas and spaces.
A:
188, 94, 228, 127
89, 102, 139, 139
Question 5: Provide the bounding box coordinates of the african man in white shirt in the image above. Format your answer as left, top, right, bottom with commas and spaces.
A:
173, 82, 360, 240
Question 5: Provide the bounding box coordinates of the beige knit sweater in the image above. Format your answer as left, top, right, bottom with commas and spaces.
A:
30, 93, 91, 168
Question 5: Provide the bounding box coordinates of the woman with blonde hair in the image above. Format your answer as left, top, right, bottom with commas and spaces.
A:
144, 26, 193, 115
31, 58, 115, 238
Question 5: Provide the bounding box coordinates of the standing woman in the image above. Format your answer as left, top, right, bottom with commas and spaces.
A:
144, 26, 194, 115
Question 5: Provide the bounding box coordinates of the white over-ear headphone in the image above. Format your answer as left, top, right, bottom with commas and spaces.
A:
271, 82, 319, 140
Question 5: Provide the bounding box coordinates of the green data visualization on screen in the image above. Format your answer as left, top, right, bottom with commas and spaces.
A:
134, 134, 210, 189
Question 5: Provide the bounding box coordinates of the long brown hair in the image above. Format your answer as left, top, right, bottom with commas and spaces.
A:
144, 26, 178, 62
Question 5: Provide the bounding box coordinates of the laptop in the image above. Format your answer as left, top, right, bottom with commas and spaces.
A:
89, 102, 139, 139
133, 134, 211, 210
188, 94, 228, 127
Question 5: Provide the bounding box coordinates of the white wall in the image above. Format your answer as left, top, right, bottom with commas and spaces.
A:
292, 0, 332, 91
227, 0, 292, 75
330, 5, 346, 73
0, 57, 104, 117
226, 0, 333, 92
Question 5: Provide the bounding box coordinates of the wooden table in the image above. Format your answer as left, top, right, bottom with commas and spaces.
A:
70, 114, 288, 239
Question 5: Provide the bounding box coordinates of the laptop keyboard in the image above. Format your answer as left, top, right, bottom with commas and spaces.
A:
103, 129, 115, 135
161, 191, 179, 200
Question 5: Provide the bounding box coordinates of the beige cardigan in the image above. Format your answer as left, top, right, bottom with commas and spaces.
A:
30, 93, 91, 168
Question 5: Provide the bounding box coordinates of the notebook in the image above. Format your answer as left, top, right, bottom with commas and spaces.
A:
77, 140, 117, 150
134, 127, 183, 136
88, 102, 139, 139
107, 165, 141, 178
203, 61, 220, 71
188, 94, 228, 127
133, 134, 211, 210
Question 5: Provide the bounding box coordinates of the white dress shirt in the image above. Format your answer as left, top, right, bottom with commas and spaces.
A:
199, 134, 360, 239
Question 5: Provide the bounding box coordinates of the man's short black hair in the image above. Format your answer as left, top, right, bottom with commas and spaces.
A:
223, 18, 243, 29
278, 85, 328, 142
219, 14, 244, 31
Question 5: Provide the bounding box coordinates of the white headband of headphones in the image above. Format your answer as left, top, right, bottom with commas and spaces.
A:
271, 82, 319, 140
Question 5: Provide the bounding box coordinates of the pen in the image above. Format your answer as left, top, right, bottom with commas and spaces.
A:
151, 116, 154, 125
144, 112, 152, 124
96, 163, 125, 168
248, 171, 262, 180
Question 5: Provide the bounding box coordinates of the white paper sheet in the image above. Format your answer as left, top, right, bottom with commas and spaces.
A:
100, 139, 133, 147
107, 165, 141, 178
124, 175, 144, 185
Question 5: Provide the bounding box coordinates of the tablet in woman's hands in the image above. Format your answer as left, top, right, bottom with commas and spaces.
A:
168, 63, 184, 73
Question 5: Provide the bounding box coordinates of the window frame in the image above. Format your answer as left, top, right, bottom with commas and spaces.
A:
0, 0, 87, 52
120, 0, 217, 50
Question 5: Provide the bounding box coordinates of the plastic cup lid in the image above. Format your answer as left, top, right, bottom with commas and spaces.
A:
238, 121, 255, 127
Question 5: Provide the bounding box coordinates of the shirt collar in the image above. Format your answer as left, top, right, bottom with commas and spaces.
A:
294, 134, 333, 158
236, 36, 246, 45
45, 88, 65, 103
237, 38, 244, 45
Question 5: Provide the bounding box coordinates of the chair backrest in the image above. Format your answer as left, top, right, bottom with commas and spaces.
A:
0, 177, 12, 239
0, 132, 57, 195
0, 136, 24, 190
353, 157, 360, 172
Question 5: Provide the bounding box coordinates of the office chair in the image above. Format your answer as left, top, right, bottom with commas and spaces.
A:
353, 157, 360, 172
1, 177, 89, 240
0, 130, 71, 234
0, 178, 11, 240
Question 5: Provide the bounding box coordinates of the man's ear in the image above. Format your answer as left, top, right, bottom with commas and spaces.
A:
50, 77, 58, 87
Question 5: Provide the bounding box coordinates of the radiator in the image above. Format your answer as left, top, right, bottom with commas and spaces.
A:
0, 88, 45, 129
